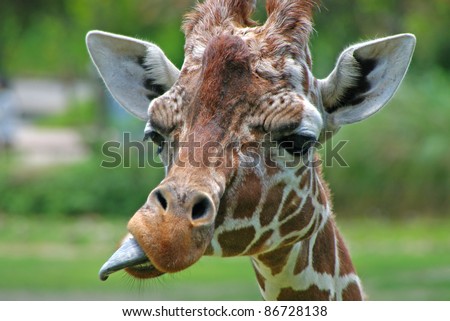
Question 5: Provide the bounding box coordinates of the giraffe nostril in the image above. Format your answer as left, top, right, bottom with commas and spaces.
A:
151, 187, 214, 223
155, 190, 168, 210
191, 196, 212, 222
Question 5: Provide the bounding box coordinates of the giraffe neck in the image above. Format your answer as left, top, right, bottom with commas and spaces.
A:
251, 216, 363, 300
208, 159, 364, 300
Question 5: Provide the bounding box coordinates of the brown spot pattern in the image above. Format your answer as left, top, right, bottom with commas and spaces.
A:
244, 230, 274, 255
277, 285, 330, 301
293, 239, 310, 275
257, 245, 293, 276
316, 176, 331, 206
279, 190, 303, 221
336, 230, 357, 277
342, 282, 363, 301
280, 235, 300, 247
296, 165, 307, 177
300, 168, 311, 188
233, 172, 262, 220
279, 197, 314, 237
260, 183, 285, 227
215, 198, 229, 229
218, 226, 256, 257
312, 220, 336, 274
254, 268, 266, 292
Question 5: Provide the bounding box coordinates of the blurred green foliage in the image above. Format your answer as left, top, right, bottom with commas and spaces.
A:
1, 0, 449, 76
311, 0, 450, 76
323, 70, 450, 219
0, 0, 191, 76
0, 0, 448, 218
35, 99, 97, 128
0, 157, 164, 217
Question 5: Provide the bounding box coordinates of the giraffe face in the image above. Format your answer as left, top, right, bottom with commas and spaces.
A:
124, 32, 326, 279
90, 1, 415, 283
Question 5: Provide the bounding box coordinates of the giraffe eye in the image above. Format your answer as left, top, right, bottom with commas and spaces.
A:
143, 130, 165, 154
278, 134, 317, 156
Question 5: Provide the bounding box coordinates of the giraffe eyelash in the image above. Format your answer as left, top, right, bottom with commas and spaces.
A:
143, 130, 166, 154
278, 133, 318, 156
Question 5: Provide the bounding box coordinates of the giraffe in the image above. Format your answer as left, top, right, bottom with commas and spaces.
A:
86, 0, 415, 300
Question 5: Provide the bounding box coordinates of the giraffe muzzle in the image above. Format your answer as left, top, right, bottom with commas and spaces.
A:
98, 184, 219, 280
98, 236, 151, 281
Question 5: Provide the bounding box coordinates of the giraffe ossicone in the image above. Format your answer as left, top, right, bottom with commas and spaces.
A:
86, 0, 415, 300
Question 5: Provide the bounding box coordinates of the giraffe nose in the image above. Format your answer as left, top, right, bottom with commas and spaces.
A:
150, 186, 216, 226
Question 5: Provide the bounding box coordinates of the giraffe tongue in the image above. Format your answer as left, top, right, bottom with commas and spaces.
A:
98, 237, 149, 281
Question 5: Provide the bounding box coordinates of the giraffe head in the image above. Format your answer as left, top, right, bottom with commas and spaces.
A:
87, 0, 415, 281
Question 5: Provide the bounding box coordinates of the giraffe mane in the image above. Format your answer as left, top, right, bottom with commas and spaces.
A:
198, 34, 252, 113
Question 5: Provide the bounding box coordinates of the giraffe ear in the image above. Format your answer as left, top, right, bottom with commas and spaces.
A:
86, 30, 180, 120
319, 34, 416, 129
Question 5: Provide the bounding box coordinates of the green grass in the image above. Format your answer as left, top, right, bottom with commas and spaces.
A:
338, 218, 450, 300
1, 215, 449, 300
